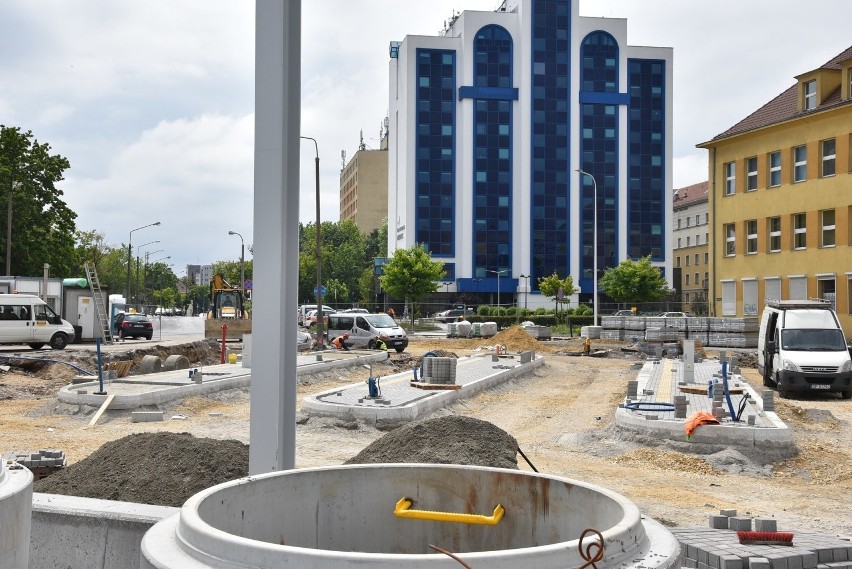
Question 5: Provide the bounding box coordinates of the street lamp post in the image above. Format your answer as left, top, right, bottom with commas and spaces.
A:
126, 222, 161, 305
301, 136, 323, 348
228, 231, 245, 297
143, 249, 164, 307
150, 256, 170, 309
136, 240, 160, 310
576, 169, 598, 327
487, 269, 509, 309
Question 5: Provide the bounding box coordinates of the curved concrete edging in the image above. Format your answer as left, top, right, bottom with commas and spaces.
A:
0, 461, 32, 569
302, 356, 545, 422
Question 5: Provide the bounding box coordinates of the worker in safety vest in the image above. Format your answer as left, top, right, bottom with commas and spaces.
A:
375, 338, 388, 352
332, 333, 350, 350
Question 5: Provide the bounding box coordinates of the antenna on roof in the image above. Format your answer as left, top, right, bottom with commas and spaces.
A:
340, 149, 346, 172
359, 130, 366, 151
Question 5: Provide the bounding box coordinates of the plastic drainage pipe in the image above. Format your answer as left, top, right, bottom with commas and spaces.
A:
721, 359, 739, 422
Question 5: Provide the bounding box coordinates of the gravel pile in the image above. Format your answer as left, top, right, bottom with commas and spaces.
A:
33, 432, 249, 507
346, 415, 519, 469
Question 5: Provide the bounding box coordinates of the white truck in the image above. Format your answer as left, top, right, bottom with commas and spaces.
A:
758, 299, 852, 399
0, 294, 76, 349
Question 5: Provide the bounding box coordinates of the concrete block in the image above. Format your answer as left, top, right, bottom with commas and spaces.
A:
749, 558, 770, 569
787, 555, 803, 569
131, 411, 164, 423
720, 554, 744, 569
800, 552, 817, 569
710, 515, 729, 529
754, 518, 777, 532
728, 516, 752, 531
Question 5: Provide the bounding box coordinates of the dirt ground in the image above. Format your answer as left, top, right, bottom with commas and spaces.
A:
2, 332, 851, 537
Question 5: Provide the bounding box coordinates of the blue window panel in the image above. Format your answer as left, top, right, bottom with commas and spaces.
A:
529, 0, 571, 287
627, 58, 666, 261
471, 25, 514, 279
579, 30, 621, 292
415, 48, 456, 256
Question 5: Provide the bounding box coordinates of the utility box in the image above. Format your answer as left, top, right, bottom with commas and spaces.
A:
62, 288, 109, 342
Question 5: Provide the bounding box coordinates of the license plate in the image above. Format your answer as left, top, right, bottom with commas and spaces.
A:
810, 384, 831, 390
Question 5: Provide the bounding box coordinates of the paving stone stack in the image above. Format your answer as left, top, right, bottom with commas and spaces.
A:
672, 509, 852, 569
674, 394, 688, 419
424, 357, 457, 385
627, 380, 639, 399
2, 449, 66, 481
519, 351, 535, 364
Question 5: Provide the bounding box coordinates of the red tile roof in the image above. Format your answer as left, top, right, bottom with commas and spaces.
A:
673, 181, 708, 207
704, 45, 852, 143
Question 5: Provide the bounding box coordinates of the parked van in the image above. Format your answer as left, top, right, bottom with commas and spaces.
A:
758, 299, 851, 399
297, 304, 333, 327
326, 312, 408, 352
0, 294, 76, 350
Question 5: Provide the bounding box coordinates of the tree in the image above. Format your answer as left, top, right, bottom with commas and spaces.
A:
599, 256, 671, 304
380, 244, 445, 328
0, 125, 77, 275
356, 267, 375, 305
537, 271, 576, 322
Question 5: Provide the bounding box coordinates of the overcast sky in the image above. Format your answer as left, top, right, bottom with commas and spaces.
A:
1, 1, 848, 275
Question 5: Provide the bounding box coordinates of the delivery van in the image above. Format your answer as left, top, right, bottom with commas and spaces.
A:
326, 312, 408, 352
758, 299, 851, 399
0, 294, 76, 350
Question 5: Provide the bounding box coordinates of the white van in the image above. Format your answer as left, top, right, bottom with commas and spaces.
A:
0, 294, 76, 350
326, 312, 408, 352
758, 299, 851, 399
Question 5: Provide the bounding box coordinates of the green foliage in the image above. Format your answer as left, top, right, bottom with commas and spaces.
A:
379, 244, 445, 327
537, 272, 576, 306
599, 256, 671, 304
356, 267, 375, 305
0, 125, 77, 275
574, 304, 592, 316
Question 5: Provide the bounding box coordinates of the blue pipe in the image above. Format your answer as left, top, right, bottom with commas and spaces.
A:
721, 359, 739, 422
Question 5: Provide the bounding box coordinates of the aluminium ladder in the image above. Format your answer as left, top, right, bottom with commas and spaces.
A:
84, 262, 113, 344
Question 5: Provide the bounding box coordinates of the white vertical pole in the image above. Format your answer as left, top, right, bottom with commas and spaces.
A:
250, 0, 300, 474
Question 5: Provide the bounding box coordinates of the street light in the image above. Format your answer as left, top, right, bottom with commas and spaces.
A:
149, 256, 171, 309
576, 169, 598, 327
301, 136, 323, 348
143, 249, 164, 306
126, 222, 161, 304
228, 231, 245, 297
487, 269, 509, 308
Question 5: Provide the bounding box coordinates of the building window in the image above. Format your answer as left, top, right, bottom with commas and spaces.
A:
695, 272, 699, 285
694, 253, 699, 265
746, 156, 757, 191
677, 218, 681, 229
821, 138, 836, 177
686, 236, 691, 246
704, 252, 708, 263
686, 255, 690, 266
704, 272, 708, 287
686, 217, 690, 227
793, 213, 807, 249
677, 237, 681, 248
724, 161, 736, 195
685, 273, 690, 285
724, 223, 735, 256
793, 145, 807, 182
696, 214, 700, 226
746, 219, 757, 254
676, 256, 681, 268
804, 80, 816, 110
768, 216, 781, 252
768, 151, 781, 187
821, 209, 836, 247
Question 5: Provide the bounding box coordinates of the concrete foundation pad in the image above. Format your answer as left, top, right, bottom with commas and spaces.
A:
132, 411, 165, 423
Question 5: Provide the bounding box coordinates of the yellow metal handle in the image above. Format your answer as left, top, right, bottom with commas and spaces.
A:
394, 497, 505, 525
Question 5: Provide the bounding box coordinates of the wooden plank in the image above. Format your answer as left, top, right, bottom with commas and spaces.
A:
410, 382, 462, 390
678, 385, 744, 395
88, 394, 115, 427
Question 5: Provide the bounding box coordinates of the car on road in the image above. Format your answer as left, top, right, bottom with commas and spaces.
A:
114, 313, 153, 340
306, 308, 335, 328
343, 308, 370, 314
434, 309, 466, 323
612, 309, 636, 316
660, 311, 689, 318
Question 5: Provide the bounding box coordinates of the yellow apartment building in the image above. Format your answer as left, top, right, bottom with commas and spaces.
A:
339, 134, 389, 235
698, 45, 852, 332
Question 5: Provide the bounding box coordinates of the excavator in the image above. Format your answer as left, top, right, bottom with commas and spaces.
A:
204, 274, 251, 340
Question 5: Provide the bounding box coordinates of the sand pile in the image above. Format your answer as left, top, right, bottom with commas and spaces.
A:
346, 415, 519, 469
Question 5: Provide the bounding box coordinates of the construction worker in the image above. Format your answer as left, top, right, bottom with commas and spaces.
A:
332, 333, 350, 350
375, 338, 388, 352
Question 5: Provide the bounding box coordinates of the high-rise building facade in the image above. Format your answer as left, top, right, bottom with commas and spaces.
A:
698, 46, 852, 330
340, 141, 389, 235
388, 0, 673, 308
672, 181, 709, 315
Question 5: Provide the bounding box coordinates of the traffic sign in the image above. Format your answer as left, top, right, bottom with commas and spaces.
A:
314, 285, 327, 297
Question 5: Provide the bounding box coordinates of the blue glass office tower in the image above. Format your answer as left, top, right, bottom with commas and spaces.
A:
388, 0, 672, 308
